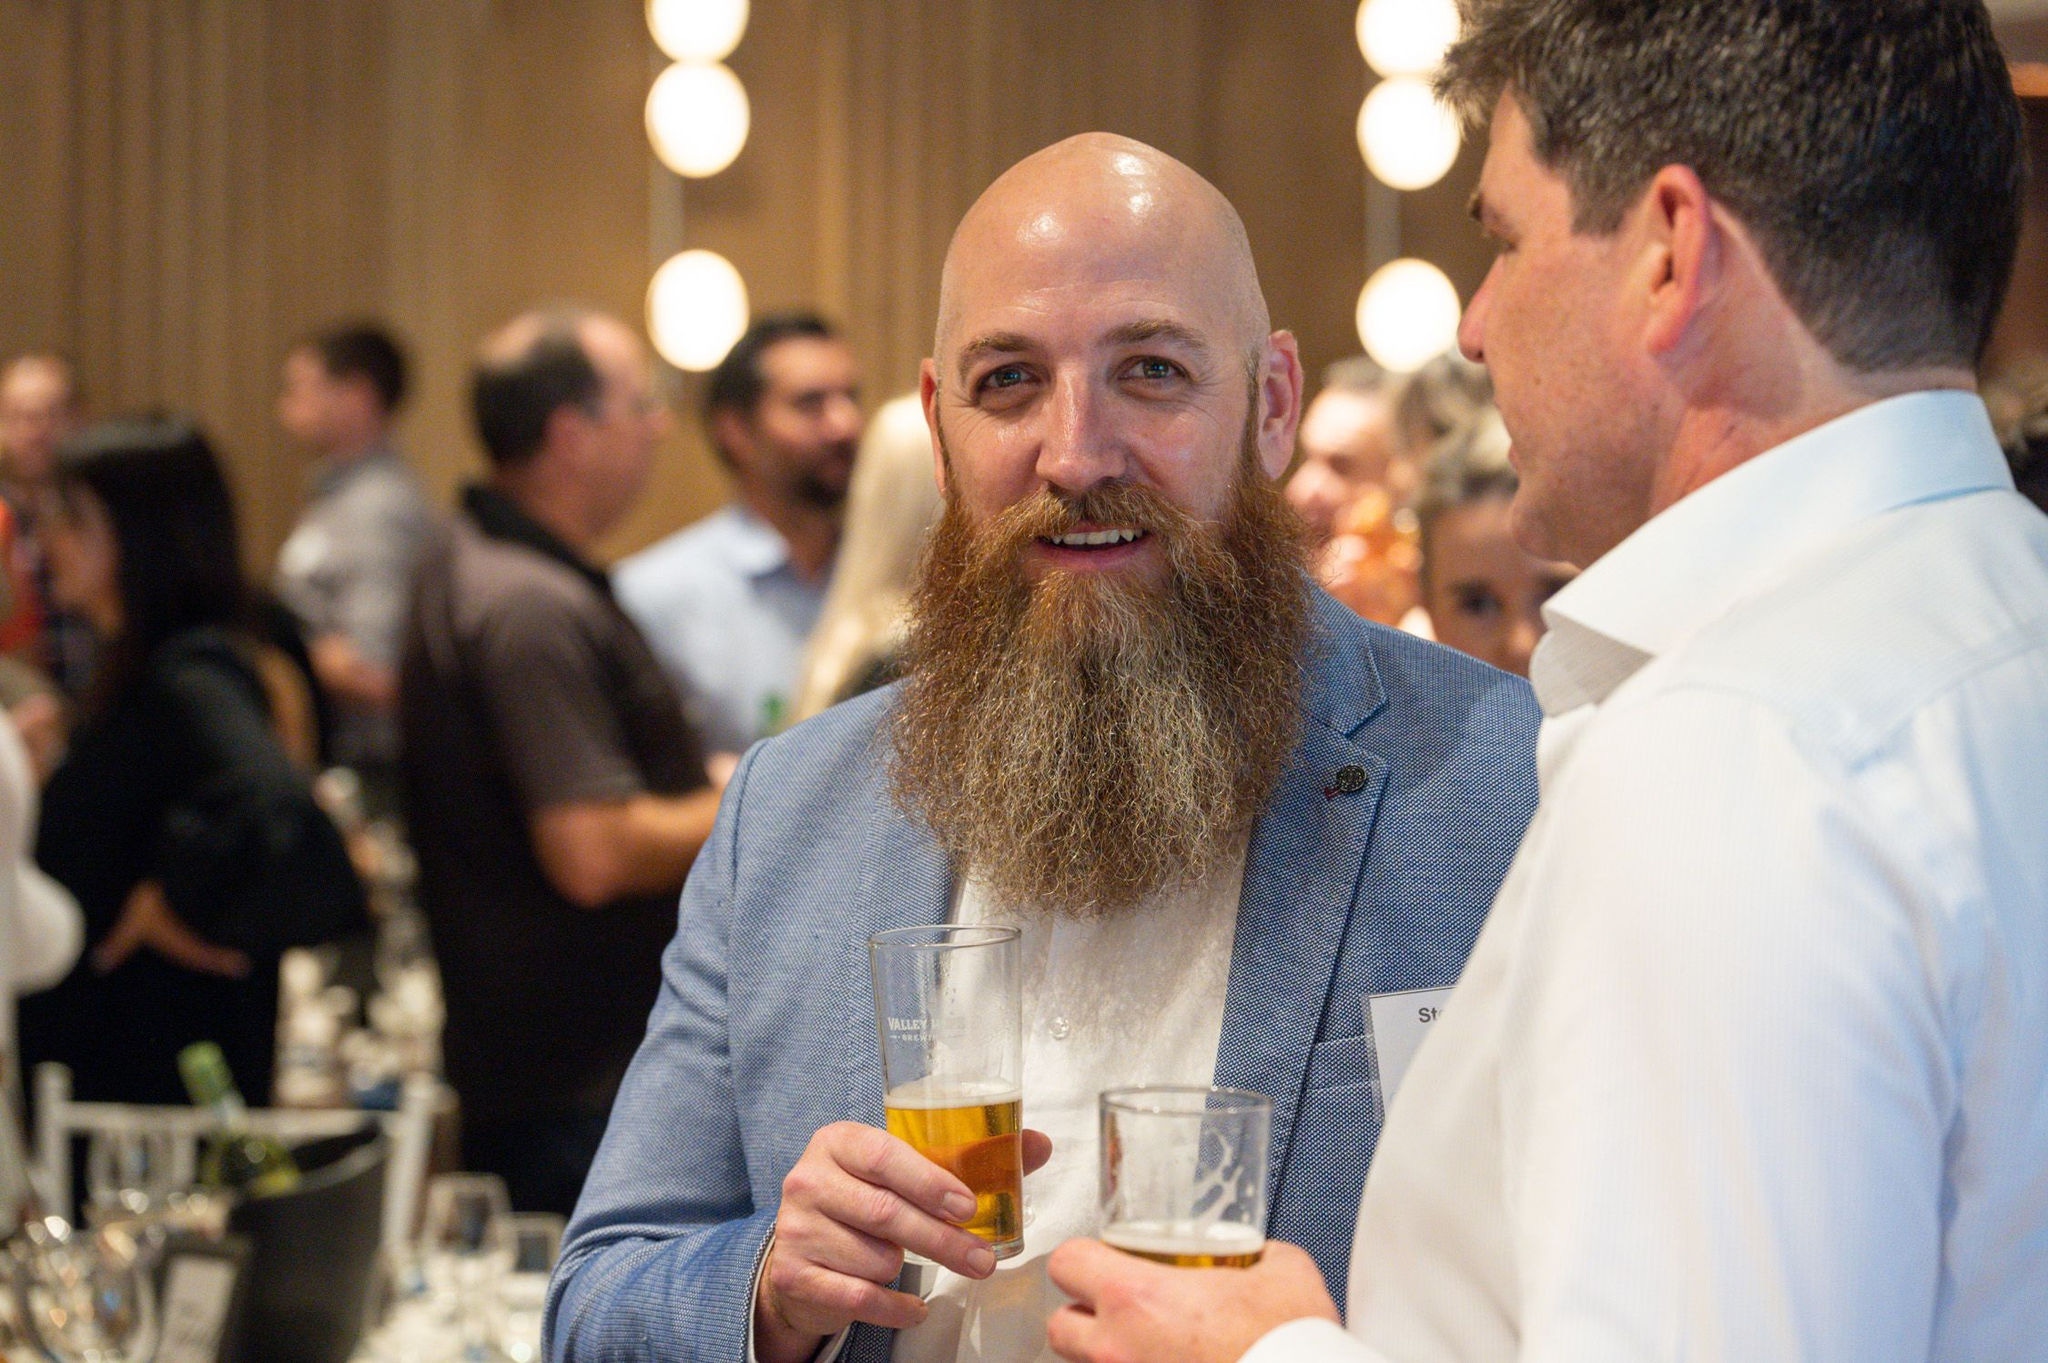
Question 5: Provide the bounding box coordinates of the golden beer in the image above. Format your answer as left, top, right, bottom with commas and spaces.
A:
885, 1079, 1024, 1258
1101, 1220, 1265, 1268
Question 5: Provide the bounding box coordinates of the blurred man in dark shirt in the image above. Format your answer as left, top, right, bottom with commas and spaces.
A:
401, 308, 721, 1214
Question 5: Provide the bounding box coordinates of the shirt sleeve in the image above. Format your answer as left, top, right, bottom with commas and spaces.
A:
148, 643, 367, 951
1497, 687, 1953, 1363
0, 720, 79, 992
1240, 1319, 1391, 1363
544, 743, 777, 1363
326, 485, 434, 669
741, 1235, 852, 1363
473, 590, 647, 812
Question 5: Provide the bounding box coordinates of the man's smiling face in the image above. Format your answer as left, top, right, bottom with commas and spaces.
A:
923, 140, 1293, 590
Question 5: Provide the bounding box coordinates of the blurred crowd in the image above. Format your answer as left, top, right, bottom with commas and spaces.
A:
2, 297, 2042, 1220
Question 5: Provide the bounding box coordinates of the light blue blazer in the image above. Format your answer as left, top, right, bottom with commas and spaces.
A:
547, 591, 1540, 1362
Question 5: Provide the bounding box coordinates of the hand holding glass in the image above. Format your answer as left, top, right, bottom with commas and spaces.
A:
1098, 1086, 1270, 1267
869, 925, 1024, 1260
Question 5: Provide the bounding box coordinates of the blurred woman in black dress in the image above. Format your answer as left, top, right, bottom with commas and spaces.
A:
17, 418, 363, 1105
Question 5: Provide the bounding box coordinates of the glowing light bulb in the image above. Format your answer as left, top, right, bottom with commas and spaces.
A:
1356, 259, 1461, 374
648, 249, 749, 372
1356, 0, 1460, 79
646, 61, 750, 178
1357, 77, 1461, 191
647, 0, 749, 63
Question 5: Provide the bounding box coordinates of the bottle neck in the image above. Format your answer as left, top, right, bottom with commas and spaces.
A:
207, 1091, 250, 1127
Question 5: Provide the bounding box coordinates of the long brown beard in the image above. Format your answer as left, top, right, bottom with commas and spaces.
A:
889, 438, 1312, 917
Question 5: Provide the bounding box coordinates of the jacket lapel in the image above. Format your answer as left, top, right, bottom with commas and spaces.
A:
841, 805, 953, 1127
1213, 592, 1389, 1209
843, 804, 951, 1363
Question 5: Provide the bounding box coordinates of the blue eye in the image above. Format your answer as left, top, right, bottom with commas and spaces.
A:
1135, 358, 1177, 380
982, 366, 1028, 390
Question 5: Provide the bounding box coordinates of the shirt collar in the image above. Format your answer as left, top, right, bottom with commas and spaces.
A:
1530, 389, 2013, 716
311, 442, 399, 498
461, 483, 613, 598
716, 504, 797, 580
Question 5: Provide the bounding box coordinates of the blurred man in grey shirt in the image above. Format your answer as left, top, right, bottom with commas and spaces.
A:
275, 323, 436, 797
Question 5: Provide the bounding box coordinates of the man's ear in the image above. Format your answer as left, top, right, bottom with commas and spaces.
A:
543, 402, 589, 466
709, 405, 753, 469
920, 358, 950, 496
1640, 164, 1718, 358
1255, 332, 1305, 482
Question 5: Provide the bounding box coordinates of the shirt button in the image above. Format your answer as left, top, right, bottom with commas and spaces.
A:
1049, 1016, 1070, 1040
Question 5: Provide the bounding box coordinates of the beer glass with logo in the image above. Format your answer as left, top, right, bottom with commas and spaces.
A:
1098, 1085, 1270, 1267
869, 924, 1025, 1260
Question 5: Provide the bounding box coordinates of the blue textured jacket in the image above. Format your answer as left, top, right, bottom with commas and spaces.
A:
547, 591, 1539, 1362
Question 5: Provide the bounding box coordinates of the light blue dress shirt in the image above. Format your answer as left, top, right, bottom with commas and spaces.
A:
614, 505, 829, 754
1251, 390, 2048, 1362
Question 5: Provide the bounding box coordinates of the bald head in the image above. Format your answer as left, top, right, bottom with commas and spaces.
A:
919, 133, 1305, 544
934, 134, 1269, 369
1, 353, 83, 486
471, 309, 647, 468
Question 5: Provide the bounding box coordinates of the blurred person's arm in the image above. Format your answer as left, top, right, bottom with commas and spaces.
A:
141, 635, 366, 954
309, 632, 398, 710
307, 473, 435, 714
0, 713, 78, 991
472, 586, 719, 909
531, 785, 724, 911
253, 643, 322, 772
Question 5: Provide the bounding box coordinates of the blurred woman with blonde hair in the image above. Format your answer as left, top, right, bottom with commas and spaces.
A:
791, 395, 941, 720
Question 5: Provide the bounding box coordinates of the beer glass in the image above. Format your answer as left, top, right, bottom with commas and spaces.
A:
1098, 1086, 1270, 1267
869, 924, 1024, 1260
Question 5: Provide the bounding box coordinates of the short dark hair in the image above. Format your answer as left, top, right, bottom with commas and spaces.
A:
1416, 410, 1517, 587
1438, 0, 2023, 371
306, 323, 410, 413
702, 311, 837, 451
470, 315, 603, 468
56, 416, 248, 703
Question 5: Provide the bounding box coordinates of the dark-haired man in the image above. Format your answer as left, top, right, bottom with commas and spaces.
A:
275, 323, 435, 787
1047, 3, 2048, 1361
401, 309, 722, 1215
547, 135, 1539, 1363
615, 312, 863, 753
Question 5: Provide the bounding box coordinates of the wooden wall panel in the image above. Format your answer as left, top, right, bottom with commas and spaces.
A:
0, 0, 1486, 572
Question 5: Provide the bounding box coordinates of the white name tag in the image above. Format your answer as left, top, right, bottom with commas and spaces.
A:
1367, 985, 1454, 1104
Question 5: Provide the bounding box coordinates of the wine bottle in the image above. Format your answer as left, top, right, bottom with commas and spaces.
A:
177, 1042, 302, 1197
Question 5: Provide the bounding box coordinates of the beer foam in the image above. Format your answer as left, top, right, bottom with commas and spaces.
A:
885, 1077, 1022, 1108
1100, 1220, 1266, 1257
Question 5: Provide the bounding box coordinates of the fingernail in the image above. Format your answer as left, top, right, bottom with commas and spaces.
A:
944, 1192, 976, 1220
967, 1245, 996, 1276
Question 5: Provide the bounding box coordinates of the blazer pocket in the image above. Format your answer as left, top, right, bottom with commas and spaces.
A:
1303, 1033, 1375, 1095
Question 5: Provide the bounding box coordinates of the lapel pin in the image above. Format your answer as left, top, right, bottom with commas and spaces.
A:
1325, 764, 1368, 799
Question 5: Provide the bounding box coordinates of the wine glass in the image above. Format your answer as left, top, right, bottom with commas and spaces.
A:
491, 1212, 563, 1363
7, 1216, 159, 1363
419, 1174, 513, 1359
85, 1130, 179, 1225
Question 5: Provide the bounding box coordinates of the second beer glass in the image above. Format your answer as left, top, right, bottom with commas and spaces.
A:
869, 924, 1025, 1260
1098, 1085, 1270, 1267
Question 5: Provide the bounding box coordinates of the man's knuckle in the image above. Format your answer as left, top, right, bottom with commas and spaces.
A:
856, 1183, 902, 1231
783, 1161, 822, 1203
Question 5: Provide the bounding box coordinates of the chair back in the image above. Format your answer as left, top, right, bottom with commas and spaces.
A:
31, 1063, 442, 1258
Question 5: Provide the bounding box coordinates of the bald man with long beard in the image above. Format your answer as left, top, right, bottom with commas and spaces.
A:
545, 135, 1539, 1363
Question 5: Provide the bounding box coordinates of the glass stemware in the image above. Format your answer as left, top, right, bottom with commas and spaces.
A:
418, 1174, 513, 1361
